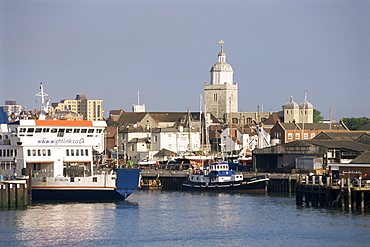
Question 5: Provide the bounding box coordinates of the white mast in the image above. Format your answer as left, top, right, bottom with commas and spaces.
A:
35, 82, 49, 120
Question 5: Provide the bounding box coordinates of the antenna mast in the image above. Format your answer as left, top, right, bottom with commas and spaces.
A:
35, 82, 49, 120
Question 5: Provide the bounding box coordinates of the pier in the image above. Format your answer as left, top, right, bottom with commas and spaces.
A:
0, 180, 30, 209
296, 175, 370, 210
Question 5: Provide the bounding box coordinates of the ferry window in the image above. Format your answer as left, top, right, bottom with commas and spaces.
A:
88, 129, 94, 133
81, 129, 87, 133
27, 150, 31, 156
19, 128, 26, 133
92, 177, 97, 182
59, 129, 65, 133
32, 150, 36, 156
76, 149, 79, 156
70, 177, 75, 182
73, 129, 80, 133
85, 149, 88, 156
96, 129, 102, 133
37, 150, 41, 156
80, 149, 84, 156
50, 128, 58, 133
71, 149, 74, 156
35, 128, 42, 133
42, 149, 46, 156
47, 150, 51, 156
66, 129, 72, 133
43, 128, 50, 133
0, 150, 2, 156
27, 128, 35, 133
66, 149, 70, 156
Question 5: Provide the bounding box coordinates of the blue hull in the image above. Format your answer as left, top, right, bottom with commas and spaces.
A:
32, 169, 141, 201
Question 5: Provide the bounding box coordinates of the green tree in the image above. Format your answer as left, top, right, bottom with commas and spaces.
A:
342, 117, 370, 130
313, 109, 324, 123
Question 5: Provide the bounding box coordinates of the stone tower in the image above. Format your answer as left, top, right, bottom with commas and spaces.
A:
204, 40, 238, 121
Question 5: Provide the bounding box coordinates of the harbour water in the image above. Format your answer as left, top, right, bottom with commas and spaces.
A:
1, 190, 369, 247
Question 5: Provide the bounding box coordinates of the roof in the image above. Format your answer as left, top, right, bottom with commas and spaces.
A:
359, 123, 370, 130
351, 151, 370, 164
278, 123, 348, 131
313, 131, 366, 141
262, 113, 281, 126
307, 140, 370, 152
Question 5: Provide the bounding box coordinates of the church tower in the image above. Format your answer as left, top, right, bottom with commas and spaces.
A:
204, 40, 238, 121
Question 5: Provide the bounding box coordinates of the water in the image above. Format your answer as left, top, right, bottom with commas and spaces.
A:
1, 191, 369, 247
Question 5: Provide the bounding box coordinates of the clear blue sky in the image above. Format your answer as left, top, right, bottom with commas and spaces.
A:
1, 0, 369, 121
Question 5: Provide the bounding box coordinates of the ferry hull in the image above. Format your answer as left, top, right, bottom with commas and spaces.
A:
31, 188, 136, 201
31, 169, 141, 201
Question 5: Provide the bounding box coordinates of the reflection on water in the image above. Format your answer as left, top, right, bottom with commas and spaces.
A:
0, 190, 369, 247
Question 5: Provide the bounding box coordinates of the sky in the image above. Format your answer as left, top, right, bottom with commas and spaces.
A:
1, 0, 369, 121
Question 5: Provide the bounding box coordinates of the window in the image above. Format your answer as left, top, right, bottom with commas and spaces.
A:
88, 129, 94, 133
81, 129, 87, 133
19, 128, 26, 133
35, 128, 42, 133
47, 150, 51, 156
66, 149, 70, 156
76, 149, 79, 156
42, 149, 46, 156
310, 133, 315, 139
28, 150, 31, 156
288, 133, 293, 139
295, 133, 300, 139
27, 128, 34, 133
32, 150, 36, 156
43, 128, 50, 133
80, 149, 84, 156
304, 133, 308, 139
85, 149, 88, 156
71, 149, 74, 156
73, 129, 80, 133
92, 177, 97, 182
38, 150, 41, 156
50, 129, 58, 133
66, 129, 73, 133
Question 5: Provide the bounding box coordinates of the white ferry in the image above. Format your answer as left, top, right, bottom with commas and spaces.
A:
0, 119, 140, 201
0, 83, 140, 201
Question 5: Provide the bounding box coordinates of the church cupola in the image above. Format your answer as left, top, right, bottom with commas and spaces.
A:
210, 40, 234, 85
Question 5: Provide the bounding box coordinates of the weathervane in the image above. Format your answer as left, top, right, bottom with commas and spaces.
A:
218, 40, 224, 50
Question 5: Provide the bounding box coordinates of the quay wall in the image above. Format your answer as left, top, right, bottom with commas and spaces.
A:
140, 169, 298, 192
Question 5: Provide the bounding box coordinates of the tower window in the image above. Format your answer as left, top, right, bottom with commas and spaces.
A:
213, 94, 218, 101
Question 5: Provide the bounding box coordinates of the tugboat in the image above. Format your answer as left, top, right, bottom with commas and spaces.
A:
182, 161, 269, 192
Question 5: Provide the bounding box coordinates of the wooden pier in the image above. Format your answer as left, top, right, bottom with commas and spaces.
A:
0, 180, 30, 209
296, 175, 370, 210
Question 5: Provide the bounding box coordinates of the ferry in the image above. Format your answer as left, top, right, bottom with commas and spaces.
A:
182, 161, 269, 192
0, 84, 140, 201
0, 119, 140, 201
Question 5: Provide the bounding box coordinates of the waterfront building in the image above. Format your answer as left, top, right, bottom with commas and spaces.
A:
0, 101, 22, 122
270, 120, 349, 144
52, 95, 103, 121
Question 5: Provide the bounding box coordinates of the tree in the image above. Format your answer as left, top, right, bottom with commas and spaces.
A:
313, 109, 324, 123
342, 117, 370, 130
